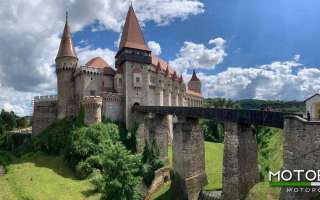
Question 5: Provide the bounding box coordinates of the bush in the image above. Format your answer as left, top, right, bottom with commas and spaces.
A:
31, 118, 74, 154
98, 142, 142, 200
200, 119, 224, 143
141, 140, 164, 186
67, 123, 120, 173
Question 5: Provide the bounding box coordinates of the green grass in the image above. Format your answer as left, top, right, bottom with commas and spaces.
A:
152, 142, 224, 199
0, 152, 100, 200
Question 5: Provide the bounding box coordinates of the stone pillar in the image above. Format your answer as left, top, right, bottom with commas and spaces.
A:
280, 116, 320, 200
135, 113, 169, 163
222, 122, 259, 200
172, 117, 207, 200
82, 96, 102, 125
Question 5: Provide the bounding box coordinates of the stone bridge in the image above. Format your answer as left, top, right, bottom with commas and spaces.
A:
133, 105, 320, 200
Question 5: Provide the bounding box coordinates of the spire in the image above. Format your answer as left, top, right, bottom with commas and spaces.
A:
190, 70, 200, 81
155, 61, 161, 72
56, 12, 77, 60
179, 74, 184, 83
165, 65, 169, 77
119, 5, 149, 51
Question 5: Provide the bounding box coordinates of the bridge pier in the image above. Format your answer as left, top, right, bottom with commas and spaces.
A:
172, 117, 207, 200
136, 113, 169, 163
222, 122, 259, 200
281, 116, 320, 200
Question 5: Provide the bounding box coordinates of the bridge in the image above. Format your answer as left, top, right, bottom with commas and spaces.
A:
132, 105, 320, 200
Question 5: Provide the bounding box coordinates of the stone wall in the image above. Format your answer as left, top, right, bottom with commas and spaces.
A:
135, 113, 169, 163
32, 100, 57, 135
102, 92, 123, 122
172, 117, 207, 200
82, 96, 102, 125
281, 116, 320, 200
222, 122, 259, 200
144, 167, 170, 200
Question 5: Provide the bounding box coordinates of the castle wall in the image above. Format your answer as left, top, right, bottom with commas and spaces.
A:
102, 93, 123, 122
82, 96, 102, 125
281, 116, 320, 200
32, 100, 57, 135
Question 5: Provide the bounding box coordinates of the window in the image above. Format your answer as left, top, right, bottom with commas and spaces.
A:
118, 78, 122, 87
90, 90, 96, 96
136, 77, 140, 83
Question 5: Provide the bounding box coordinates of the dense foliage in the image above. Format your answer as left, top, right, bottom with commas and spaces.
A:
141, 140, 164, 186
94, 143, 142, 200
0, 109, 30, 134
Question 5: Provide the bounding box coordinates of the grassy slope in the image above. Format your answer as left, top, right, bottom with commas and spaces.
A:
0, 152, 100, 200
152, 142, 224, 199
245, 128, 283, 200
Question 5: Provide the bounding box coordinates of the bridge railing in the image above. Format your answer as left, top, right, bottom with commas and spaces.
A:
132, 105, 302, 129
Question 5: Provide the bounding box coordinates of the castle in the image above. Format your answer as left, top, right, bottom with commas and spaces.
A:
32, 6, 203, 135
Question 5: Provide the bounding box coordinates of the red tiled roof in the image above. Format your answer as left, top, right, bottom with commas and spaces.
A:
56, 13, 77, 60
103, 67, 115, 76
151, 54, 175, 75
86, 57, 111, 69
119, 6, 149, 51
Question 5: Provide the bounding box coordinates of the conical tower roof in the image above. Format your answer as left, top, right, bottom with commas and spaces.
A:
190, 70, 200, 81
119, 6, 149, 51
56, 12, 77, 60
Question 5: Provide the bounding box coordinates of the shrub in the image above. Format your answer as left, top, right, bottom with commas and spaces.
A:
31, 118, 74, 154
67, 123, 119, 171
98, 142, 142, 200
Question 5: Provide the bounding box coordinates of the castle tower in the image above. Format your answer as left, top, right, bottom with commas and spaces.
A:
115, 5, 152, 128
82, 96, 103, 125
55, 12, 78, 119
188, 70, 201, 94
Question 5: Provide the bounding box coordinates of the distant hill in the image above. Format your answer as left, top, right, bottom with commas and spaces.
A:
236, 99, 305, 113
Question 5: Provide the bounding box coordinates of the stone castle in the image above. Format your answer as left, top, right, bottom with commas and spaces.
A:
33, 6, 203, 135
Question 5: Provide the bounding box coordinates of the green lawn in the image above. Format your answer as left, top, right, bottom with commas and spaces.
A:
152, 142, 224, 199
0, 152, 100, 200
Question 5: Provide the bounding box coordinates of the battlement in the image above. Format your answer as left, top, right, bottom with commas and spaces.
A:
74, 66, 103, 77
33, 95, 58, 102
82, 96, 103, 106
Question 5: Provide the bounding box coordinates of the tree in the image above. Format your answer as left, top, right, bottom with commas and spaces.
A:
201, 98, 240, 142
99, 142, 142, 200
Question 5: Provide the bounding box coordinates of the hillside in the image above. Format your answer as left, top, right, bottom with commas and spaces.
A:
0, 152, 100, 200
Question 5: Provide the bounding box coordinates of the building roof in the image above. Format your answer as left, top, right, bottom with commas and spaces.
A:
186, 89, 202, 97
190, 70, 200, 81
56, 13, 77, 60
119, 6, 150, 51
86, 57, 111, 69
86, 57, 115, 76
116, 65, 124, 74
151, 54, 175, 75
304, 93, 320, 102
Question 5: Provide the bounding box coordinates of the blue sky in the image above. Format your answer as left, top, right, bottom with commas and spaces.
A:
1, 0, 320, 115
74, 0, 320, 72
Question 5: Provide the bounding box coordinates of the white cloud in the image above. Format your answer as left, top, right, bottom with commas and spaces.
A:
148, 41, 162, 55
0, 0, 204, 115
77, 46, 116, 67
170, 37, 227, 73
198, 55, 320, 101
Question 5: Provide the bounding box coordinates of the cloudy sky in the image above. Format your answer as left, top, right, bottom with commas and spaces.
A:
1, 0, 320, 116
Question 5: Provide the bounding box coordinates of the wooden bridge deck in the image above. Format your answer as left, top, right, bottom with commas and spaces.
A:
132, 105, 301, 129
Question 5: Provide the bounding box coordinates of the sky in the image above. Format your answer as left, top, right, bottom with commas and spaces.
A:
1, 0, 320, 116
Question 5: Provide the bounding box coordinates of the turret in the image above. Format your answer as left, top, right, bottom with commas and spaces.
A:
188, 70, 201, 94
82, 96, 103, 125
55, 12, 78, 119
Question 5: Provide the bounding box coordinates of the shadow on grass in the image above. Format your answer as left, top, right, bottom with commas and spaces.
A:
14, 151, 78, 180
81, 188, 98, 197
